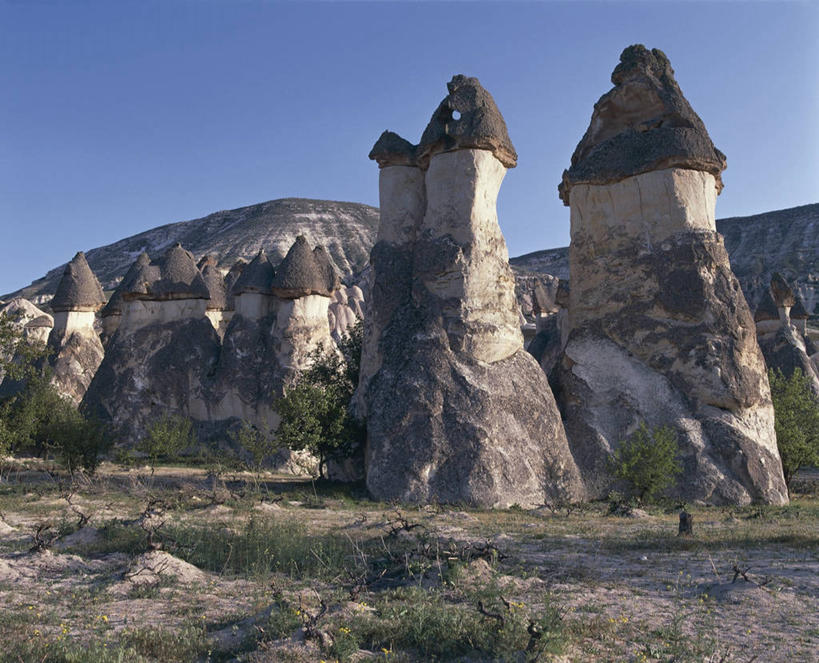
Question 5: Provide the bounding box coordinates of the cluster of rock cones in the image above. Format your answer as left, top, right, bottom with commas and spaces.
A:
6, 45, 813, 508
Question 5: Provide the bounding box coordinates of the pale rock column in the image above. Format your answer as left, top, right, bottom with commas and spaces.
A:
419, 149, 522, 363
363, 75, 584, 508
555, 45, 788, 505
357, 131, 426, 417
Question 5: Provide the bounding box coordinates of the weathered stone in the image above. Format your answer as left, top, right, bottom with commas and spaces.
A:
559, 45, 726, 205
45, 254, 107, 404
417, 75, 517, 170
271, 236, 334, 299
554, 47, 787, 506
51, 252, 106, 312
362, 79, 583, 507
83, 318, 221, 442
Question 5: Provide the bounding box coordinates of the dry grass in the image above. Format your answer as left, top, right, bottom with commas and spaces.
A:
0, 460, 816, 662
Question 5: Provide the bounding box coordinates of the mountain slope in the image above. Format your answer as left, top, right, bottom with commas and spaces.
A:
4, 198, 379, 302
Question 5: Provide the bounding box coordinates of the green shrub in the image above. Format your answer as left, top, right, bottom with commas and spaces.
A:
274, 321, 364, 478
44, 404, 112, 475
138, 414, 196, 470
231, 419, 278, 477
611, 422, 682, 504
769, 368, 819, 491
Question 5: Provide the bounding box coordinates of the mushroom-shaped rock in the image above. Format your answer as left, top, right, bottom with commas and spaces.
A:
312, 246, 340, 294
101, 252, 151, 318
202, 264, 227, 311
416, 75, 517, 170
361, 75, 582, 508
271, 236, 332, 299
791, 297, 809, 320
148, 244, 210, 300
754, 289, 780, 323
770, 273, 796, 308
51, 252, 106, 312
369, 131, 418, 168
230, 250, 274, 296
559, 44, 726, 205
554, 45, 787, 506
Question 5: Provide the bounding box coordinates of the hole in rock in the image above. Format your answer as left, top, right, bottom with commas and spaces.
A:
451, 110, 461, 120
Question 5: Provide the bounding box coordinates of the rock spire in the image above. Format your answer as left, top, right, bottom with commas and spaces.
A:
554, 45, 787, 505
361, 75, 583, 508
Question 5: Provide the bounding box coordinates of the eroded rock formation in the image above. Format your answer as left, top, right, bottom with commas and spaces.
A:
555, 45, 788, 505
361, 75, 583, 508
46, 252, 107, 404
83, 244, 220, 441
755, 274, 819, 396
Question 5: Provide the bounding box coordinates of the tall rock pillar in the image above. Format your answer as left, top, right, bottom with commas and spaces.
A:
555, 45, 788, 505
362, 75, 583, 508
47, 251, 107, 405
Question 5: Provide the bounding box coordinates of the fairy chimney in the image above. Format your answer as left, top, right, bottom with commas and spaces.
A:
361, 75, 583, 508
554, 45, 787, 505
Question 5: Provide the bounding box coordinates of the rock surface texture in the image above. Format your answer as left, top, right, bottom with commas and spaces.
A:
555, 45, 788, 505
362, 76, 583, 508
83, 245, 220, 441
755, 275, 819, 396
47, 252, 107, 404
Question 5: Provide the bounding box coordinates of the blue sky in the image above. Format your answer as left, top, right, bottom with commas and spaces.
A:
1, 1, 817, 294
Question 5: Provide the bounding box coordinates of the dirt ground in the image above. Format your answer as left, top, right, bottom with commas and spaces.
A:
0, 461, 816, 662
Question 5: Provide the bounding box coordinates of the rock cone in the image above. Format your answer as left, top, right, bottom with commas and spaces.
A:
554, 45, 788, 505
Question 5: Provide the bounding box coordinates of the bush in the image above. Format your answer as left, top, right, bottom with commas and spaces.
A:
138, 414, 196, 471
44, 402, 112, 475
769, 368, 819, 491
611, 422, 682, 504
274, 321, 364, 478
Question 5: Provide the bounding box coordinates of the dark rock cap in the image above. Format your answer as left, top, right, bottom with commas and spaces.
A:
790, 296, 809, 320
312, 246, 341, 293
202, 264, 227, 311
369, 131, 418, 168
559, 45, 727, 205
271, 236, 334, 299
416, 75, 517, 169
754, 289, 779, 323
125, 243, 209, 300
51, 252, 107, 312
770, 272, 796, 308
101, 252, 151, 317
230, 250, 274, 296
25, 315, 53, 329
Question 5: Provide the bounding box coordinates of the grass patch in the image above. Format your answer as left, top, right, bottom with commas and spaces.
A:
166, 515, 352, 580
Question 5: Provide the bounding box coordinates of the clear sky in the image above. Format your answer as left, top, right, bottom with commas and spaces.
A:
1, 1, 817, 295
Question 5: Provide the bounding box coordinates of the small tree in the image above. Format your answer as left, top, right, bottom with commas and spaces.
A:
232, 420, 278, 486
138, 414, 196, 473
274, 321, 364, 479
611, 423, 682, 504
768, 368, 819, 491
44, 404, 112, 476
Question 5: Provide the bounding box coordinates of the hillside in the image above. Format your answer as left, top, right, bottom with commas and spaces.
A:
3, 198, 379, 303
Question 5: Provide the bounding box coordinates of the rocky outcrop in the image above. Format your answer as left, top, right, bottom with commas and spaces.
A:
555, 45, 788, 506
46, 252, 107, 405
755, 275, 819, 396
361, 76, 583, 508
0, 298, 53, 345
201, 236, 340, 436
83, 245, 220, 441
